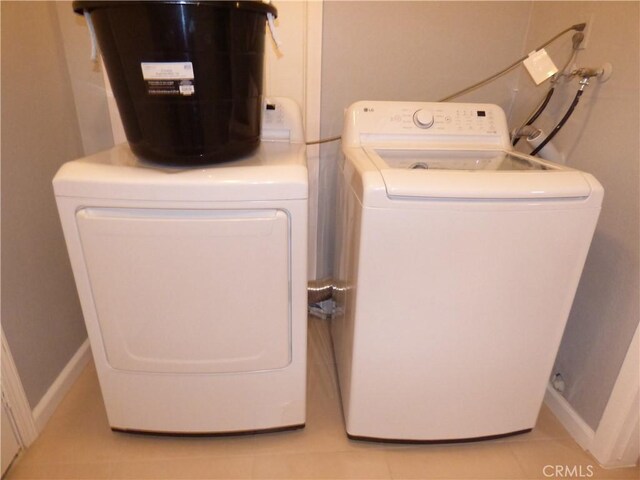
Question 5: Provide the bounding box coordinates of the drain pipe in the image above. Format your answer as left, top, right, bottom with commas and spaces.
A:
512, 125, 565, 163
307, 279, 346, 319
308, 278, 335, 304
525, 128, 565, 163
511, 125, 540, 144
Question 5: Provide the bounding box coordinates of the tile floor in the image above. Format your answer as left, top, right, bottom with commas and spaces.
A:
5, 317, 639, 479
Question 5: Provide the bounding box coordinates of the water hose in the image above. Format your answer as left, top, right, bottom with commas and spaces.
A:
530, 87, 584, 157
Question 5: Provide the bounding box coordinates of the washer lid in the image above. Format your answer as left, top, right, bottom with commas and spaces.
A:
53, 143, 307, 201
366, 148, 593, 199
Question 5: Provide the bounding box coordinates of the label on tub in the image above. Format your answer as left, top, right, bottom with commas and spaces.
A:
140, 62, 195, 96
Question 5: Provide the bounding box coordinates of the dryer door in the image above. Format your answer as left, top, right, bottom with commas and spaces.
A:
76, 207, 291, 374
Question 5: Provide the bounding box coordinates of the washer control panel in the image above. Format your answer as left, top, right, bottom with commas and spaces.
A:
343, 101, 510, 148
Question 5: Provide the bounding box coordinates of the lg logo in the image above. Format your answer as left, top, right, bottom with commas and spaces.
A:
543, 465, 595, 478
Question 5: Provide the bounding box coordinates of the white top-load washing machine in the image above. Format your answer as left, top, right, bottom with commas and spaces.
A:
332, 101, 603, 442
54, 97, 307, 434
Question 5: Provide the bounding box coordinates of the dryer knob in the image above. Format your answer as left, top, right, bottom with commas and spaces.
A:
413, 109, 435, 129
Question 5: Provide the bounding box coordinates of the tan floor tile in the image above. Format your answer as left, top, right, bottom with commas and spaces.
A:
112, 455, 254, 479
499, 404, 573, 444
509, 437, 640, 479
43, 363, 108, 430
15, 423, 125, 465
251, 450, 391, 479
115, 432, 258, 462
307, 316, 336, 367
306, 366, 343, 425
385, 442, 527, 479
251, 415, 352, 455
5, 460, 116, 479
591, 465, 640, 479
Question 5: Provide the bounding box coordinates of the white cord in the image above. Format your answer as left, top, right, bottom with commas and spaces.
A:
266, 13, 283, 51
83, 11, 99, 62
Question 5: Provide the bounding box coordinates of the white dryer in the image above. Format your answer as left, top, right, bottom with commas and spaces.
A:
54, 97, 307, 434
332, 101, 603, 442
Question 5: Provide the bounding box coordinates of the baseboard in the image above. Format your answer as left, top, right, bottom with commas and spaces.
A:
32, 339, 91, 432
544, 383, 595, 451
590, 323, 639, 468
1, 329, 39, 446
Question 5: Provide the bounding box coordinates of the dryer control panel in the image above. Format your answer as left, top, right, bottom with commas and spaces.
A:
342, 101, 511, 149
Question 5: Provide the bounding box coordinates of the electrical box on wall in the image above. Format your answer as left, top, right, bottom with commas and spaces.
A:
523, 49, 559, 85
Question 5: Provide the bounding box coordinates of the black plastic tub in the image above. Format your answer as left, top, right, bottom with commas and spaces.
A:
73, 1, 277, 166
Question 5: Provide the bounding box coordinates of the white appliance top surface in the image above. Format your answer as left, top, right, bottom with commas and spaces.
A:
342, 101, 602, 201
53, 142, 308, 202
364, 148, 594, 199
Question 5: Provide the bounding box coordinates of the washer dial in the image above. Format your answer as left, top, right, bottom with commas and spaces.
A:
413, 109, 435, 129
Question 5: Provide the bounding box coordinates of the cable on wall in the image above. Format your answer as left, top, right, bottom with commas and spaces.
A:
306, 135, 341, 146
438, 23, 586, 102
305, 23, 587, 146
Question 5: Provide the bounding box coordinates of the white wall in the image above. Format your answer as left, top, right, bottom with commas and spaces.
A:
264, 2, 307, 120
1, 1, 88, 408
55, 1, 113, 156
511, 1, 639, 431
